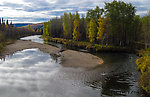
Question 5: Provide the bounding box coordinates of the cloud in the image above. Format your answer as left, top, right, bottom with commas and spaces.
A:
5, 17, 50, 23
129, 0, 150, 16
1, 2, 23, 9
23, 0, 51, 7
0, 0, 149, 23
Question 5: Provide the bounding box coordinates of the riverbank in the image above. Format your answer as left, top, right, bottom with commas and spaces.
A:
1, 40, 103, 68
0, 39, 16, 54
0, 43, 5, 54
136, 49, 150, 95
47, 37, 136, 53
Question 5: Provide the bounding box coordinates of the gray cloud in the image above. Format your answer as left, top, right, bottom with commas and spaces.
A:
1, 2, 23, 9
5, 17, 49, 23
23, 0, 51, 7
0, 0, 149, 23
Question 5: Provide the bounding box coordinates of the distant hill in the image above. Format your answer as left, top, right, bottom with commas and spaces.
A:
22, 23, 43, 30
13, 23, 43, 31
13, 23, 32, 27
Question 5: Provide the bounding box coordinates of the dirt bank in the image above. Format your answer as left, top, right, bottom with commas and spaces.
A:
61, 50, 103, 68
1, 40, 103, 68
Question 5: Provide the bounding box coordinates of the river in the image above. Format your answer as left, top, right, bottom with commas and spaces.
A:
0, 35, 146, 97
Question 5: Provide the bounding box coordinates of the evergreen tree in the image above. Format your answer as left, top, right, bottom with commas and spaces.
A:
6, 20, 9, 25
79, 14, 86, 41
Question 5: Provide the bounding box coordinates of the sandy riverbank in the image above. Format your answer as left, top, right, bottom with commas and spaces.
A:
1, 40, 103, 68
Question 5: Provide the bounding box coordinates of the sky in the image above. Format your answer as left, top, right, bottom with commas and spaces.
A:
0, 0, 149, 23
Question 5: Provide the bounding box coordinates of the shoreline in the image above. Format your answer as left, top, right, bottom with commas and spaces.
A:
0, 40, 103, 68
47, 37, 137, 54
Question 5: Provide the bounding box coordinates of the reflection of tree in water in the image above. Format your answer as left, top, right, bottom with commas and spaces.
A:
85, 72, 133, 96
95, 53, 129, 64
101, 72, 133, 96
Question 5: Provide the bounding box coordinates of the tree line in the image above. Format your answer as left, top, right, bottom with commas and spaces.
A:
42, 0, 150, 48
0, 17, 42, 52
0, 18, 41, 40
136, 12, 150, 95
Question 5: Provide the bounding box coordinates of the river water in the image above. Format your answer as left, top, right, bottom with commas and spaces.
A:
0, 35, 146, 97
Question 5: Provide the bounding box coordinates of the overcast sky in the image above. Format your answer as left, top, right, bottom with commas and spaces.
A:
0, 0, 149, 23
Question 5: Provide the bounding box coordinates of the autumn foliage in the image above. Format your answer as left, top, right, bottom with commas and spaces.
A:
73, 19, 80, 41
136, 50, 150, 94
97, 18, 104, 41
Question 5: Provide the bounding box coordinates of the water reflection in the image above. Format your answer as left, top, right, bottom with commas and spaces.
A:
0, 49, 63, 97
48, 42, 64, 49
85, 53, 144, 97
102, 72, 132, 96
0, 49, 145, 97
0, 48, 103, 97
20, 35, 44, 44
1, 34, 146, 97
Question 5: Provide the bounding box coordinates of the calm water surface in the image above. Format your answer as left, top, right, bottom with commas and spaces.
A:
0, 35, 146, 97
20, 35, 44, 44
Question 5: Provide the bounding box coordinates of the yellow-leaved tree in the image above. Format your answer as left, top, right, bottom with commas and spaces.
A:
88, 19, 97, 43
136, 50, 150, 94
97, 18, 104, 41
28, 25, 34, 32
73, 19, 80, 41
42, 22, 49, 41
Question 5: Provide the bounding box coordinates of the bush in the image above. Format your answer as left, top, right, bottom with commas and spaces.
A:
139, 69, 150, 94
136, 49, 150, 95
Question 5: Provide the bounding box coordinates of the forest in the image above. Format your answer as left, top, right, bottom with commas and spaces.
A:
0, 18, 41, 53
0, 0, 149, 95
42, 1, 150, 48
42, 0, 150, 95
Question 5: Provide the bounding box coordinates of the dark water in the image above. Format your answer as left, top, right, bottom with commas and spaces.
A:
90, 53, 144, 97
0, 35, 146, 97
